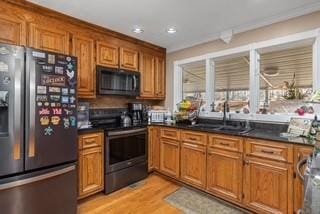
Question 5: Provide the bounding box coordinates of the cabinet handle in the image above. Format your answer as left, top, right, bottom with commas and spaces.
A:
243, 160, 250, 165
261, 149, 274, 154
184, 143, 199, 148
188, 137, 197, 141
219, 142, 230, 146
183, 143, 205, 153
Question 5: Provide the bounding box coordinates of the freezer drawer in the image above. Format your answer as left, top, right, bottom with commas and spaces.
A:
0, 164, 77, 214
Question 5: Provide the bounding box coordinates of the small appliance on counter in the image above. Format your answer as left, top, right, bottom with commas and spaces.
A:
128, 102, 143, 125
77, 102, 90, 129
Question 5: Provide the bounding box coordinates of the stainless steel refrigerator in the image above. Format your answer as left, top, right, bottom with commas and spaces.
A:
0, 43, 78, 214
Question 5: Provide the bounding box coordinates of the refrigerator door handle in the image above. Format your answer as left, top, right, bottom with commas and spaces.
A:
13, 57, 23, 160
0, 165, 76, 191
26, 55, 36, 158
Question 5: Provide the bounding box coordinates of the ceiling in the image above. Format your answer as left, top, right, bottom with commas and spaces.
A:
28, 0, 320, 52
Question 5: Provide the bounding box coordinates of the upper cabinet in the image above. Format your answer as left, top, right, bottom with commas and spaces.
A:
139, 52, 166, 100
96, 41, 119, 68
120, 47, 139, 71
72, 35, 95, 98
0, 14, 26, 46
28, 23, 69, 54
0, 1, 166, 100
140, 53, 155, 98
155, 56, 165, 99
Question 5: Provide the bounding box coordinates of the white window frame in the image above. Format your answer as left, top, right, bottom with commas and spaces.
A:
173, 28, 320, 123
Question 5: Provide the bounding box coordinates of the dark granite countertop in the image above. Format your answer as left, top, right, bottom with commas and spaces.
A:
78, 123, 148, 134
150, 123, 316, 147
77, 121, 316, 147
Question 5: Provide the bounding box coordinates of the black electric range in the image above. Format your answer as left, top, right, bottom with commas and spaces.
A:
89, 108, 148, 194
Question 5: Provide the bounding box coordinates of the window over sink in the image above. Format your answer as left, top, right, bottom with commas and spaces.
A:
173, 28, 320, 122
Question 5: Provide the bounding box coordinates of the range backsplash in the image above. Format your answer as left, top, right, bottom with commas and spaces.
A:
80, 95, 164, 109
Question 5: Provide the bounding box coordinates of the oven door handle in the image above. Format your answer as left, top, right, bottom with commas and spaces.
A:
296, 157, 308, 181
108, 128, 147, 136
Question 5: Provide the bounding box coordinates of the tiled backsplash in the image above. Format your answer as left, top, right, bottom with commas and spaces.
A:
80, 95, 164, 109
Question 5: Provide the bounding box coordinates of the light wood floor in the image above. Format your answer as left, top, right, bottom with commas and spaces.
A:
78, 175, 182, 214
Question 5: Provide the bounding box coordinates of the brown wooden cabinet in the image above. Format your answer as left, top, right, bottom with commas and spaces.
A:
148, 127, 160, 171
96, 41, 119, 68
207, 148, 243, 203
243, 157, 293, 214
140, 53, 155, 98
139, 53, 165, 100
206, 134, 243, 203
0, 14, 26, 45
120, 47, 138, 71
180, 142, 206, 189
154, 56, 165, 99
72, 35, 95, 98
28, 23, 69, 54
78, 132, 104, 199
293, 146, 313, 213
160, 138, 180, 179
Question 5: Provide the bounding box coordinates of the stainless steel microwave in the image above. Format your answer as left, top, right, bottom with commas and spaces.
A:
97, 66, 140, 96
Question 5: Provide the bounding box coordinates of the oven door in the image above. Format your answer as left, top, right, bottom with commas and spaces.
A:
106, 128, 147, 173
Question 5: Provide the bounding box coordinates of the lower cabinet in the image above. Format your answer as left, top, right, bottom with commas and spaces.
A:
160, 138, 180, 179
149, 126, 311, 214
207, 148, 243, 203
78, 132, 104, 199
293, 146, 313, 213
243, 158, 293, 214
180, 142, 206, 189
148, 127, 160, 171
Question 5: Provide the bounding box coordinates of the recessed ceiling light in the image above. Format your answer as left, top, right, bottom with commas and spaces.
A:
167, 27, 177, 34
132, 28, 144, 34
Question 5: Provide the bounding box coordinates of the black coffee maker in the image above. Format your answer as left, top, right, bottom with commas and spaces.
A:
128, 103, 143, 125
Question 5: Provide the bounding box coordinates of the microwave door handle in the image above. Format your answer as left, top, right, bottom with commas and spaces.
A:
133, 75, 137, 90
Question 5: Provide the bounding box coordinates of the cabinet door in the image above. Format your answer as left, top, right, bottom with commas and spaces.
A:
207, 149, 243, 202
148, 127, 154, 171
0, 14, 26, 45
79, 146, 104, 199
181, 142, 206, 189
72, 35, 95, 98
243, 158, 293, 214
160, 139, 180, 179
148, 127, 160, 171
96, 41, 119, 68
154, 56, 165, 99
29, 23, 69, 54
140, 52, 155, 98
120, 47, 138, 71
293, 146, 313, 213
153, 128, 161, 170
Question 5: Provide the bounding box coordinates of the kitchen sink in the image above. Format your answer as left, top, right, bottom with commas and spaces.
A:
189, 123, 252, 134
188, 123, 222, 129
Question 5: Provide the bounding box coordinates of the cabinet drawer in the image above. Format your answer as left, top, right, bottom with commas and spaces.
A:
245, 138, 293, 163
79, 133, 103, 149
160, 128, 180, 140
181, 131, 207, 145
208, 134, 243, 153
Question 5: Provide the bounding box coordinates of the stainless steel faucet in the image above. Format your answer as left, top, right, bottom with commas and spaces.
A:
223, 101, 229, 126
